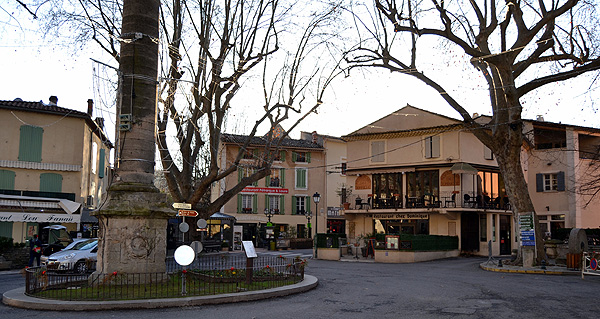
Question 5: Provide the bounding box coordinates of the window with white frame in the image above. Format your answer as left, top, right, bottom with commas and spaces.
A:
424, 136, 440, 158
536, 172, 565, 192
241, 194, 253, 213
295, 196, 307, 215
268, 195, 280, 213
371, 141, 385, 163
544, 174, 558, 191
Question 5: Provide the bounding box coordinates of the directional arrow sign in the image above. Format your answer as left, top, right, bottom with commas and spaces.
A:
178, 209, 198, 217
173, 202, 192, 209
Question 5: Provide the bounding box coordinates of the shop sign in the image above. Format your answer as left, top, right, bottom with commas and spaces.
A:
0, 212, 80, 223
368, 213, 429, 220
242, 187, 289, 194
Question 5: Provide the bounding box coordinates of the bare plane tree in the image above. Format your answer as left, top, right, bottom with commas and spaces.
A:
345, 0, 600, 263
24, 0, 344, 219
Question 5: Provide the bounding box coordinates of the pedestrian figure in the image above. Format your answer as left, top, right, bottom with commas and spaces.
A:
28, 234, 42, 267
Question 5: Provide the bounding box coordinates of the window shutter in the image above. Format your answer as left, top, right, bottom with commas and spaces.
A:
99, 149, 106, 178
292, 196, 297, 215
252, 168, 258, 186
238, 167, 243, 182
536, 174, 544, 192
265, 175, 270, 187
279, 196, 285, 214
40, 173, 62, 192
292, 151, 297, 162
253, 194, 258, 213
265, 195, 269, 210
280, 168, 285, 187
425, 137, 432, 158
237, 194, 242, 213
431, 136, 440, 158
306, 197, 311, 214
280, 150, 286, 162
0, 170, 16, 190
557, 171, 565, 191
306, 152, 311, 163
19, 125, 43, 162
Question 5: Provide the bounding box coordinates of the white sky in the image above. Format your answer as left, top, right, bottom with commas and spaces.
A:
2, 6, 598, 145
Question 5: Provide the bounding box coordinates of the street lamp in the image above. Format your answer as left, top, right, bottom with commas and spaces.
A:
264, 209, 275, 250
312, 192, 320, 258
305, 210, 312, 238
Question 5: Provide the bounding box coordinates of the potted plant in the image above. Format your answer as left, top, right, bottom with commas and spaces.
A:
336, 184, 353, 209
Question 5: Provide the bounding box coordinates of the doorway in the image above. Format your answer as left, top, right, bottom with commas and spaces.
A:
499, 215, 511, 255
461, 213, 479, 252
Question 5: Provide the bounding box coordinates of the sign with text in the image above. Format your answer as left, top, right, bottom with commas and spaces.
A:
368, 213, 429, 220
173, 202, 192, 209
242, 187, 289, 194
0, 212, 80, 223
178, 210, 198, 217
242, 241, 257, 258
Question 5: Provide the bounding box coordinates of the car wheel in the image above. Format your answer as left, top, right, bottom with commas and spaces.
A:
74, 261, 88, 274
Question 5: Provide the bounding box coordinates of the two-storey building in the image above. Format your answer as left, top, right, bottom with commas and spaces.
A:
342, 105, 515, 256
0, 97, 112, 243
215, 128, 326, 248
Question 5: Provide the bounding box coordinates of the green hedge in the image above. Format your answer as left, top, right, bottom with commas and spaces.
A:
397, 234, 458, 251
0, 236, 14, 253
316, 233, 346, 248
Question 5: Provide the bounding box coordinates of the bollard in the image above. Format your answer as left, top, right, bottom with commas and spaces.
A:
498, 259, 503, 267
541, 259, 546, 270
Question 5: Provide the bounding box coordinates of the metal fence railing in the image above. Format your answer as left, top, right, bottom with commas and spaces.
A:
25, 254, 306, 301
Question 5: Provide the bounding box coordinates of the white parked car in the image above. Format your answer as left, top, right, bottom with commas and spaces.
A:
40, 238, 88, 266
43, 238, 98, 273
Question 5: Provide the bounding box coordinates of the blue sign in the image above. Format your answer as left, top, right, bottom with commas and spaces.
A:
522, 241, 536, 246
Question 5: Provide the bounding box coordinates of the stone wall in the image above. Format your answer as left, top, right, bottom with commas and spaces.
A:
0, 246, 29, 269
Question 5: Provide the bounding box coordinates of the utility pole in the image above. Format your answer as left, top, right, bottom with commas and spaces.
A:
93, 0, 172, 276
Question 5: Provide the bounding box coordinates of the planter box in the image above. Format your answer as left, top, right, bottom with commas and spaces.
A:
374, 249, 460, 263
317, 247, 340, 261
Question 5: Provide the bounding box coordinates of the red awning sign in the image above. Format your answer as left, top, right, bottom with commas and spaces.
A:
178, 210, 198, 217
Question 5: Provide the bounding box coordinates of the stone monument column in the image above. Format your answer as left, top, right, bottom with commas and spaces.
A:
93, 0, 173, 275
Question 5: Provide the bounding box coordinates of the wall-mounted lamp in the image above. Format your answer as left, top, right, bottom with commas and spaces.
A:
546, 206, 550, 211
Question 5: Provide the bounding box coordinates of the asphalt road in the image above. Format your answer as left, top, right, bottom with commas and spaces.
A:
2, 256, 600, 319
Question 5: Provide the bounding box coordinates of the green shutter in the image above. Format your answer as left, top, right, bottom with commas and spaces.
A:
292, 196, 297, 215
0, 170, 16, 190
265, 175, 270, 187
280, 150, 286, 162
306, 197, 311, 214
265, 195, 269, 210
19, 125, 43, 162
280, 169, 285, 187
0, 222, 12, 238
292, 151, 297, 162
238, 167, 243, 182
306, 152, 311, 163
280, 196, 285, 215
252, 168, 258, 186
99, 149, 106, 178
40, 173, 62, 192
253, 194, 258, 213
237, 194, 242, 213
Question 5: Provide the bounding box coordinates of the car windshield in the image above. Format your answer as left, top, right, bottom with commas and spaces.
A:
70, 239, 97, 250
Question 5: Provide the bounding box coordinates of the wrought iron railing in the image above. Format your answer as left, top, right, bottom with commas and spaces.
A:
25, 254, 306, 300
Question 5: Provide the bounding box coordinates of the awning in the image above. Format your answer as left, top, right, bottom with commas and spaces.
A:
0, 212, 80, 223
0, 194, 82, 214
450, 162, 478, 175
209, 212, 237, 221
346, 167, 415, 176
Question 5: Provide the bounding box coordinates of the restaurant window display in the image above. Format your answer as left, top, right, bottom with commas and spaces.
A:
373, 218, 429, 235
372, 173, 402, 209
406, 170, 439, 203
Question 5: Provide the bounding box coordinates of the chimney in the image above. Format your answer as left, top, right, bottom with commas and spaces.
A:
95, 117, 105, 130
536, 115, 544, 122
473, 112, 479, 118
49, 96, 58, 105
87, 99, 94, 117
312, 131, 318, 143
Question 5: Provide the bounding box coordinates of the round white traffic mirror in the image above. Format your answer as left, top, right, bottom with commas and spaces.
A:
174, 245, 195, 266
197, 219, 207, 229
179, 222, 190, 233
190, 240, 203, 254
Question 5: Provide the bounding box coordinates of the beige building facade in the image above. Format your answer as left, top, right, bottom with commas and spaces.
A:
341, 105, 515, 257
214, 131, 326, 248
0, 97, 112, 243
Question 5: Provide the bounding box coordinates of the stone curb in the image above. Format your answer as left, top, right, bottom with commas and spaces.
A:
479, 263, 578, 275
2, 275, 318, 311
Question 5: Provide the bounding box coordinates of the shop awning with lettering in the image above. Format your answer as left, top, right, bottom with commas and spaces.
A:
0, 194, 82, 223
0, 212, 81, 223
